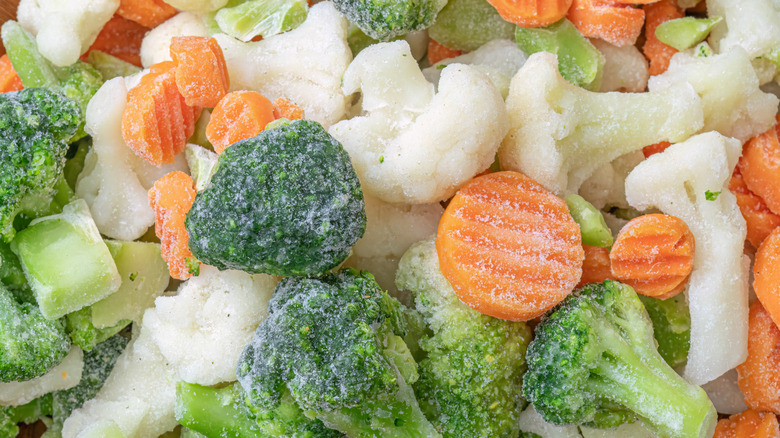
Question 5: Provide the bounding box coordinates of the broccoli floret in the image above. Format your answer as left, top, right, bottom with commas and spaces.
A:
523, 280, 716, 438
395, 238, 531, 438
0, 284, 70, 382
64, 307, 130, 352
639, 294, 691, 369
176, 381, 341, 438
186, 119, 366, 277
0, 240, 33, 303
0, 393, 52, 437
331, 0, 446, 40
236, 269, 440, 437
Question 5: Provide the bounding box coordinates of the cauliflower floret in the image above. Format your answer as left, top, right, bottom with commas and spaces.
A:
214, 2, 351, 128
163, 0, 228, 12
330, 40, 508, 204
0, 346, 83, 406
706, 0, 780, 61
499, 52, 703, 196
139, 12, 209, 68
578, 150, 645, 210
624, 131, 749, 386
592, 39, 649, 93
17, 0, 119, 67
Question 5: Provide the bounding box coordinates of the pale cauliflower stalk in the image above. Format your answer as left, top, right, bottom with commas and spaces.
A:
706, 0, 780, 61
140, 12, 209, 68
330, 40, 508, 204
625, 132, 749, 386
17, 0, 118, 67
0, 346, 83, 406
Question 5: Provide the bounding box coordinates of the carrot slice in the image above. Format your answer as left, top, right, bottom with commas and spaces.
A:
148, 171, 198, 280
567, 0, 645, 47
121, 61, 202, 165
81, 15, 148, 67
729, 168, 780, 249
117, 0, 177, 28
736, 301, 780, 413
436, 171, 584, 321
0, 54, 23, 93
170, 36, 229, 108
642, 141, 672, 158
642, 0, 683, 76
427, 39, 463, 65
737, 116, 780, 216
714, 409, 780, 438
753, 226, 780, 329
485, 0, 573, 28
577, 244, 614, 288
272, 97, 304, 121
206, 90, 275, 154
609, 214, 694, 299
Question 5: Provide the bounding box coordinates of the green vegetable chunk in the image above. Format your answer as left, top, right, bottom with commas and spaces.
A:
65, 307, 129, 352
216, 0, 308, 42
428, 0, 515, 51
86, 50, 142, 80
0, 393, 52, 437
640, 294, 690, 369
331, 0, 446, 40
523, 280, 716, 437
655, 17, 723, 51
564, 194, 614, 248
186, 119, 366, 277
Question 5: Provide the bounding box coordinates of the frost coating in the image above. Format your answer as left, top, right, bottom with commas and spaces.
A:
17, 0, 119, 67
139, 13, 209, 68
331, 41, 508, 204
163, 0, 228, 12
625, 132, 749, 386
706, 0, 780, 60
592, 39, 649, 93
214, 2, 351, 128
0, 346, 83, 406
516, 405, 580, 438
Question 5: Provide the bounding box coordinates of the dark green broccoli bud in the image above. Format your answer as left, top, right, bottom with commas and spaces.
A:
0, 284, 70, 382
331, 0, 446, 41
236, 269, 440, 437
186, 119, 366, 277
427, 0, 515, 51
396, 238, 531, 438
0, 240, 33, 303
523, 280, 716, 438
640, 294, 690, 369
0, 393, 52, 437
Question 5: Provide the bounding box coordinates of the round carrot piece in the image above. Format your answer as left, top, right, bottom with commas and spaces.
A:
436, 171, 584, 321
206, 91, 275, 154
148, 171, 198, 280
486, 0, 573, 28
577, 244, 614, 288
609, 214, 694, 299
82, 15, 148, 67
171, 36, 230, 108
736, 301, 780, 413
427, 39, 463, 65
729, 168, 780, 249
738, 116, 780, 216
567, 0, 645, 47
753, 226, 780, 328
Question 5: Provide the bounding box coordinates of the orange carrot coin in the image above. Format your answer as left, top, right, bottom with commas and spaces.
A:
117, 0, 178, 28
738, 116, 780, 216
148, 171, 198, 280
577, 244, 614, 288
567, 0, 645, 47
272, 97, 305, 121
436, 171, 584, 321
82, 15, 148, 67
729, 168, 780, 249
0, 55, 23, 93
170, 36, 230, 108
714, 409, 780, 438
736, 301, 780, 413
206, 91, 275, 154
427, 39, 463, 65
609, 214, 694, 299
642, 0, 683, 76
753, 226, 780, 328
486, 0, 573, 27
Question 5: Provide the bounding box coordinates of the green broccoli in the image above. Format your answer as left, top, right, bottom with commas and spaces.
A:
0, 240, 33, 304
395, 238, 531, 438
0, 393, 52, 437
186, 119, 366, 277
522, 281, 716, 438
0, 284, 70, 382
64, 307, 130, 352
331, 0, 446, 40
236, 269, 440, 437
427, 0, 515, 51
176, 381, 341, 437
640, 294, 691, 369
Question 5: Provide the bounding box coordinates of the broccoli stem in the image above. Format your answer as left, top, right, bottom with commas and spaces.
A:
176, 381, 260, 438
0, 21, 58, 88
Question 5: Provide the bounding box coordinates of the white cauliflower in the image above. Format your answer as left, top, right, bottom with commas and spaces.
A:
139, 12, 209, 68
499, 52, 703, 196
578, 151, 645, 210
0, 346, 83, 406
517, 405, 581, 438
163, 0, 228, 12
330, 40, 508, 204
706, 0, 780, 62
592, 39, 649, 93
17, 0, 119, 67
214, 2, 352, 128
624, 131, 749, 386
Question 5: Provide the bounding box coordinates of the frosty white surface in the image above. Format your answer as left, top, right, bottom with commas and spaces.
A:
0, 346, 83, 406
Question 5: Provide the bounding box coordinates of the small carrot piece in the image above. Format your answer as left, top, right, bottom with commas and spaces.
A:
609, 214, 694, 299
81, 15, 148, 67
753, 226, 780, 329
642, 0, 683, 76
714, 409, 780, 438
485, 0, 573, 28
737, 116, 780, 216
0, 54, 23, 93
427, 39, 463, 65
567, 0, 645, 47
170, 36, 230, 108
577, 244, 614, 288
436, 171, 584, 321
121, 61, 202, 165
729, 168, 780, 249
206, 91, 275, 154
117, 0, 178, 28
148, 171, 198, 280
736, 301, 780, 413
272, 97, 305, 121
642, 141, 672, 158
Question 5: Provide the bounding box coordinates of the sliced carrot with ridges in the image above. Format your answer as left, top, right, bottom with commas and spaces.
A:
148, 171, 198, 280
642, 0, 683, 76
577, 244, 614, 287
609, 214, 694, 299
714, 409, 780, 438
567, 0, 645, 47
117, 0, 178, 28
729, 168, 780, 249
642, 141, 672, 158
736, 301, 780, 413
272, 97, 305, 120
121, 61, 202, 165
436, 171, 584, 321
0, 54, 23, 93
170, 36, 229, 108
206, 91, 275, 154
738, 116, 780, 216
753, 226, 780, 330
427, 39, 463, 65
81, 15, 148, 67
486, 0, 573, 27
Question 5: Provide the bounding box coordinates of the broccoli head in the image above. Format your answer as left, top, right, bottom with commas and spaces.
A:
0, 284, 71, 382
186, 119, 366, 277
522, 280, 716, 438
331, 0, 446, 40
236, 269, 440, 437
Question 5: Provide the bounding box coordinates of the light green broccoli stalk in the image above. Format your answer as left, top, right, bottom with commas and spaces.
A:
639, 294, 690, 369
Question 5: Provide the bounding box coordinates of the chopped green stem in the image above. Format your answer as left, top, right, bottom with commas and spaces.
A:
564, 194, 613, 248
176, 382, 260, 438
1, 21, 58, 88
655, 17, 722, 51
216, 0, 308, 41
